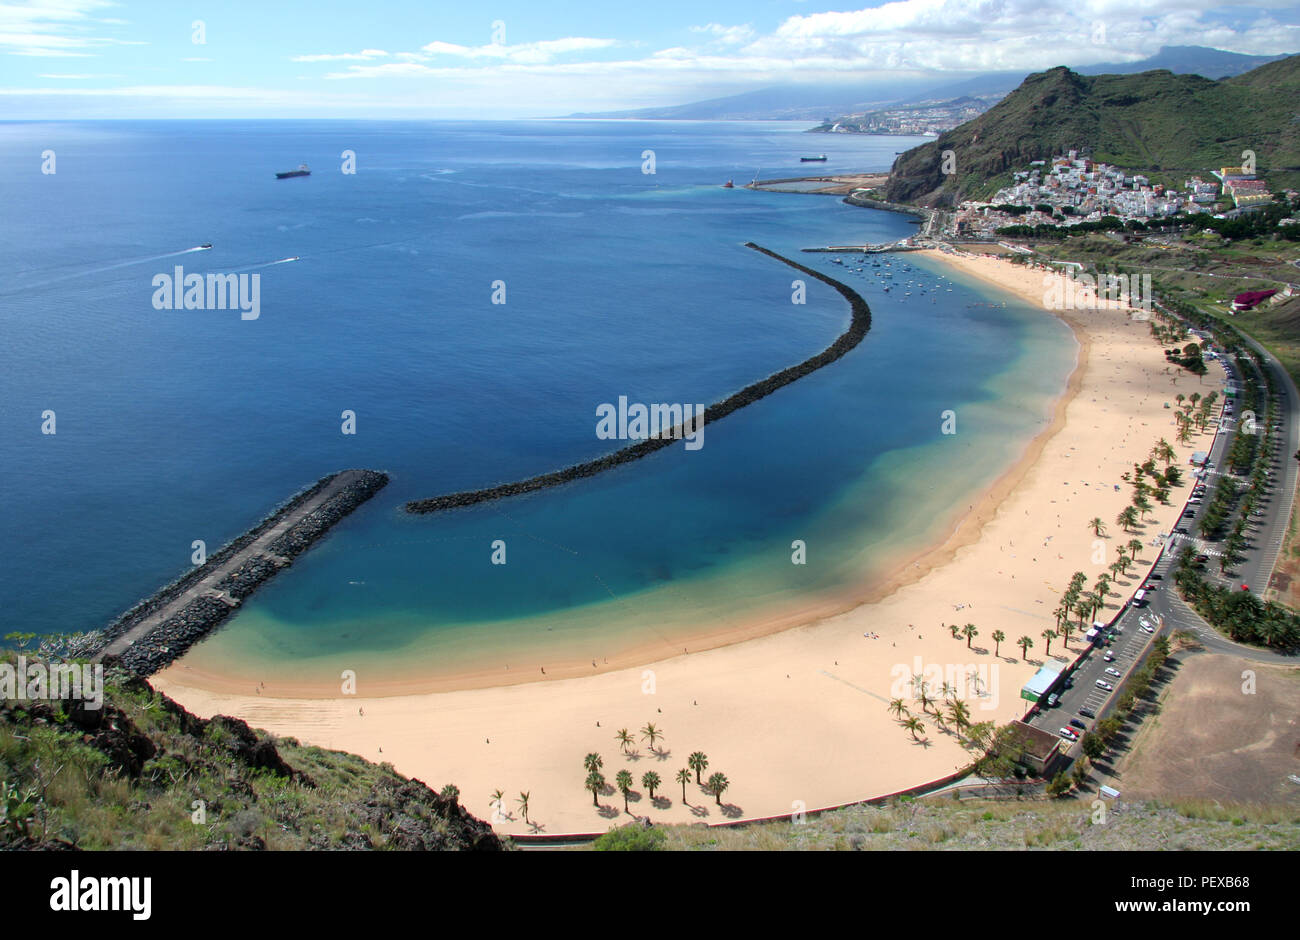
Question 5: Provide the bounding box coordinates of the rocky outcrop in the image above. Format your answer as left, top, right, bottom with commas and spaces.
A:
98, 470, 389, 676
405, 244, 872, 514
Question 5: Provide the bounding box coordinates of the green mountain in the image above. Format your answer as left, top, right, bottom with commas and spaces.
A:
884, 55, 1300, 207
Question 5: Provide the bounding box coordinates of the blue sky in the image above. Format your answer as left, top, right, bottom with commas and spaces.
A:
1, 0, 1297, 117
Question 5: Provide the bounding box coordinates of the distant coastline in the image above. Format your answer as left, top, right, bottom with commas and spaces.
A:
405, 242, 872, 515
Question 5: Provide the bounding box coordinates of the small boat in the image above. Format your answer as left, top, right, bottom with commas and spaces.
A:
722, 180, 734, 188
801, 154, 828, 162
276, 163, 311, 179
198, 243, 212, 249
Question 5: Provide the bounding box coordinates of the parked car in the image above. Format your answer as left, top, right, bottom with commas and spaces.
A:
1069, 719, 1087, 731
1195, 554, 1210, 564
1147, 573, 1163, 581
1079, 707, 1097, 718
1105, 667, 1122, 678
1103, 650, 1115, 662
1059, 728, 1079, 741
1141, 624, 1155, 634
1047, 693, 1060, 707
1096, 679, 1113, 691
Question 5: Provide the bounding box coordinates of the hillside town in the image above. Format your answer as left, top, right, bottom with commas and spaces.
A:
950, 150, 1283, 238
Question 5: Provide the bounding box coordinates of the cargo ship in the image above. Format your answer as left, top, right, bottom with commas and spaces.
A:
800, 154, 828, 162
276, 164, 311, 179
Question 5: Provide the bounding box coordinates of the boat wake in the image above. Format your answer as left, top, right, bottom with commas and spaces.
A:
4, 246, 218, 295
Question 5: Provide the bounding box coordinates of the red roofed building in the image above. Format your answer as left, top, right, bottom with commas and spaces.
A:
1232, 289, 1278, 311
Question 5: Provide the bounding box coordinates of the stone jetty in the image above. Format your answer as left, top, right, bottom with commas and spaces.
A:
405, 243, 871, 515
96, 469, 388, 675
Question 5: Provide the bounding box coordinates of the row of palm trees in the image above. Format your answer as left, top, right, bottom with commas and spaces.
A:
946, 621, 1043, 660
887, 675, 984, 745
583, 731, 731, 813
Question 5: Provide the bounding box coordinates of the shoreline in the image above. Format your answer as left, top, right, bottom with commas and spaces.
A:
156, 257, 1082, 700
155, 246, 1202, 836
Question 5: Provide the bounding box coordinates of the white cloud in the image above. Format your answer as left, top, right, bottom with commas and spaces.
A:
0, 0, 127, 56
291, 48, 389, 63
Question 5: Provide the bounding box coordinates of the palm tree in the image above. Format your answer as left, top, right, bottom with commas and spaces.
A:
1088, 517, 1107, 537
490, 789, 504, 814
688, 751, 709, 785
641, 770, 661, 800
517, 791, 531, 824
615, 770, 633, 812
615, 728, 634, 753
940, 682, 957, 701
1127, 538, 1143, 561
583, 752, 603, 774
676, 768, 692, 802
1042, 628, 1056, 657
585, 770, 605, 806
948, 623, 961, 640
887, 698, 909, 720
962, 622, 978, 649
640, 722, 663, 752
1116, 506, 1139, 532
1017, 635, 1034, 659
916, 686, 935, 715
947, 699, 971, 734
706, 772, 730, 806
902, 716, 925, 741
991, 629, 1006, 657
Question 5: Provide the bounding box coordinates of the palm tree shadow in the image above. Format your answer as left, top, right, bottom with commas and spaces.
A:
627, 790, 643, 804
527, 821, 546, 833
654, 748, 672, 762
719, 803, 744, 819
651, 796, 671, 810
625, 752, 643, 762
689, 804, 710, 818
596, 805, 620, 819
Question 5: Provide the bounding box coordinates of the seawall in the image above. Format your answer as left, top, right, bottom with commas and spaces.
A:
96, 469, 389, 676
404, 243, 872, 515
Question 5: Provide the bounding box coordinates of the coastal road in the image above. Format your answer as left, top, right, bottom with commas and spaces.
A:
1026, 346, 1298, 750
98, 470, 374, 660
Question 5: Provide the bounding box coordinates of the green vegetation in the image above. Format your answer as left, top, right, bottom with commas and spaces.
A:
886, 56, 1300, 206
601, 797, 1300, 851
592, 821, 667, 851
0, 655, 502, 851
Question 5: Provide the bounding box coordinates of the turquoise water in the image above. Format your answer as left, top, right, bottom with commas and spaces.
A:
0, 120, 1075, 683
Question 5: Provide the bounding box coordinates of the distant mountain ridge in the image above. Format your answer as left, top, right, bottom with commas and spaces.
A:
564, 46, 1293, 122
882, 55, 1300, 208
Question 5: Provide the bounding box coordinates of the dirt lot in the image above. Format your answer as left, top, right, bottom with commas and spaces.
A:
1117, 652, 1300, 806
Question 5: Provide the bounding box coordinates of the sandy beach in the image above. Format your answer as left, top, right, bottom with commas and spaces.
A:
154, 248, 1219, 836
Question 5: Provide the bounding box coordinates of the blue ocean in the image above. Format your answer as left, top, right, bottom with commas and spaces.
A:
0, 120, 1075, 685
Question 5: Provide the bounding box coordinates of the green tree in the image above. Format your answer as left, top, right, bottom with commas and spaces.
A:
640, 722, 663, 752
991, 629, 1006, 657
641, 770, 662, 800
517, 791, 531, 824
592, 823, 666, 851
676, 768, 692, 803
887, 698, 909, 720
1088, 517, 1107, 537
615, 770, 634, 812
706, 772, 730, 806
688, 751, 709, 785
1017, 635, 1033, 659
586, 770, 606, 806
584, 752, 603, 774
962, 623, 978, 649
1041, 629, 1056, 657
902, 716, 926, 741
615, 728, 634, 753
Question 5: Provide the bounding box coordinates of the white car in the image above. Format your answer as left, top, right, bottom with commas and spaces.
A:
1141, 625, 1155, 634
1096, 680, 1114, 691
1104, 651, 1115, 662
1105, 667, 1122, 678
1059, 727, 1079, 741
1139, 618, 1152, 629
